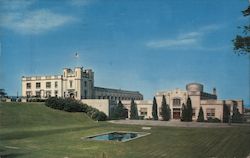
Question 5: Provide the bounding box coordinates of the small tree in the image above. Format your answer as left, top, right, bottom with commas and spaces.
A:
130, 99, 139, 120
223, 104, 230, 123
161, 95, 171, 121
152, 97, 158, 120
181, 103, 187, 121
111, 100, 127, 120
232, 105, 243, 123
186, 97, 193, 122
197, 106, 204, 122
181, 97, 192, 122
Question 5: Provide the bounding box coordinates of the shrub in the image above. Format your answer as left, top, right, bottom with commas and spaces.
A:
197, 107, 204, 122
91, 111, 107, 121
206, 117, 221, 123
45, 97, 107, 121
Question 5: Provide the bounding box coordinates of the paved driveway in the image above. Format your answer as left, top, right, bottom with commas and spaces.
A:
109, 120, 250, 128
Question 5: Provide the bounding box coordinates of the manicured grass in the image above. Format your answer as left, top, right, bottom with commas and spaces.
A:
1, 102, 250, 158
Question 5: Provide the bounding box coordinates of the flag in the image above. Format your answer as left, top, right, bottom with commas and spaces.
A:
75, 52, 79, 58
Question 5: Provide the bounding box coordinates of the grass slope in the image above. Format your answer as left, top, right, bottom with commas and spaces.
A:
1, 102, 250, 158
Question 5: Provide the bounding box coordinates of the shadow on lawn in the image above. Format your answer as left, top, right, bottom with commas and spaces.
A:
0, 152, 26, 158
0, 124, 104, 141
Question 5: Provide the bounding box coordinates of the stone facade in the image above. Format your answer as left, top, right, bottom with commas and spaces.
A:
127, 83, 244, 121
21, 67, 244, 120
21, 67, 143, 102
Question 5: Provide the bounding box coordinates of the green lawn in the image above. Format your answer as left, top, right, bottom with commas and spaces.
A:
1, 102, 250, 158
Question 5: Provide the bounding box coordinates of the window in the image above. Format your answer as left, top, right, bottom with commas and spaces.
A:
173, 98, 181, 106
140, 108, 148, 116
84, 81, 87, 87
192, 108, 196, 116
46, 82, 51, 88
55, 90, 58, 96
55, 81, 58, 88
45, 91, 51, 98
26, 91, 32, 97
69, 80, 73, 88
35, 91, 41, 97
206, 108, 215, 118
36, 82, 41, 89
26, 83, 31, 89
84, 90, 87, 99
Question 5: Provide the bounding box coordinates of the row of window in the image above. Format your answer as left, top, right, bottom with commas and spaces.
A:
26, 82, 58, 89
97, 95, 141, 100
138, 108, 216, 118
26, 90, 58, 98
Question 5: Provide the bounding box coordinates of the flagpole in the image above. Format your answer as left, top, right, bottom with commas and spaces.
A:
75, 52, 80, 67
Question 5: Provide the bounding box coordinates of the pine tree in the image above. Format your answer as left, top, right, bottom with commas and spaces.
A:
223, 105, 230, 123
181, 103, 186, 121
161, 95, 171, 121
152, 97, 158, 120
197, 106, 204, 122
111, 100, 127, 120
232, 105, 243, 123
130, 99, 139, 120
186, 97, 193, 122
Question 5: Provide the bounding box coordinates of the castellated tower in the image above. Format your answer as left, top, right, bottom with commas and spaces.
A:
62, 67, 94, 100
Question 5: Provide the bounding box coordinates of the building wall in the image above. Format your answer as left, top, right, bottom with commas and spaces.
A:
122, 100, 153, 119
155, 88, 188, 119
21, 67, 141, 102
81, 99, 111, 116
21, 75, 63, 99
200, 100, 224, 120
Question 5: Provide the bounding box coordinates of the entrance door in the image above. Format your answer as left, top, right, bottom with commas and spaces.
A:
173, 108, 181, 119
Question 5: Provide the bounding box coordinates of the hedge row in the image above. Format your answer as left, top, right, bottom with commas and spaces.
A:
45, 97, 107, 121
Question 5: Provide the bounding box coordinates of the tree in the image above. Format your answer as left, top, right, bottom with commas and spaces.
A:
223, 104, 230, 123
161, 95, 171, 121
197, 106, 204, 122
181, 97, 192, 122
152, 97, 158, 120
0, 89, 7, 98
232, 105, 243, 123
232, 5, 250, 54
181, 103, 187, 121
130, 99, 139, 120
111, 100, 127, 120
186, 97, 193, 122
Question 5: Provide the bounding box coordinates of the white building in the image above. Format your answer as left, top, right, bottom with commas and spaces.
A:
22, 67, 143, 101
123, 83, 244, 121
21, 67, 244, 120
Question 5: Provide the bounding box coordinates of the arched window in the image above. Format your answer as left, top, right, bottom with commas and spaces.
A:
173, 98, 181, 106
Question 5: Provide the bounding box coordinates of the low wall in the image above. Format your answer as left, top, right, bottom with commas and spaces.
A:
81, 99, 111, 116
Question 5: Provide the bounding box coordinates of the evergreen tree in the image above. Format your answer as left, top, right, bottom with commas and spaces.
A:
152, 97, 158, 120
130, 99, 139, 120
161, 95, 171, 121
232, 105, 243, 123
186, 97, 193, 122
181, 103, 187, 121
111, 100, 127, 120
197, 106, 204, 122
223, 105, 230, 123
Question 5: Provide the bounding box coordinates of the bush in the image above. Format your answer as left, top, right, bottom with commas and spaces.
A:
206, 117, 221, 123
91, 111, 107, 121
45, 97, 107, 121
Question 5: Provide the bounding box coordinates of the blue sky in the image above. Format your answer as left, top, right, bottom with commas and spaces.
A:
0, 0, 249, 106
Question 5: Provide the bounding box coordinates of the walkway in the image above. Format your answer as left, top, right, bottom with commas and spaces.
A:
109, 120, 250, 128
